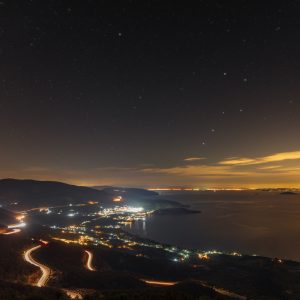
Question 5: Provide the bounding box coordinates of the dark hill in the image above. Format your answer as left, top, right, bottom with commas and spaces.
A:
0, 208, 17, 226
0, 179, 111, 210
0, 280, 67, 300
280, 191, 297, 195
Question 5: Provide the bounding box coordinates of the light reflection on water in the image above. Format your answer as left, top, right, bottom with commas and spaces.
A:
125, 191, 300, 261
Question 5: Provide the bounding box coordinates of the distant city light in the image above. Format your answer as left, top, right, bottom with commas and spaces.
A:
126, 207, 143, 213
113, 196, 123, 202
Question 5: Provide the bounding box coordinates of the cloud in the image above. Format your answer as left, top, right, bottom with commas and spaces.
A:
257, 165, 282, 170
3, 149, 300, 188
184, 157, 206, 162
219, 150, 300, 166
141, 149, 300, 186
143, 164, 250, 177
219, 158, 257, 165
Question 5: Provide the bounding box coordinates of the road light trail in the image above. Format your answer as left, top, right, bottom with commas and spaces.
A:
3, 228, 21, 235
24, 245, 51, 287
194, 280, 247, 300
83, 251, 180, 286
212, 287, 246, 300
84, 250, 96, 271
24, 245, 83, 299
143, 279, 246, 299
142, 279, 178, 286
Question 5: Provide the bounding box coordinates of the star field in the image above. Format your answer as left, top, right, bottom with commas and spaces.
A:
0, 0, 300, 187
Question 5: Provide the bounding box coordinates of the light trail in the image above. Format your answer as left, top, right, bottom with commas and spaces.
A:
84, 250, 96, 271
142, 279, 178, 286
195, 280, 247, 300
212, 287, 247, 300
24, 245, 51, 287
3, 228, 21, 235
24, 245, 83, 299
143, 279, 246, 299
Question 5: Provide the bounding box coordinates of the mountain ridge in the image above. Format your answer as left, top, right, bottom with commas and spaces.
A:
0, 178, 111, 209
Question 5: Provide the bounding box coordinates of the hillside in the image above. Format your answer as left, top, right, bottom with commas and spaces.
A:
0, 208, 18, 226
0, 179, 111, 210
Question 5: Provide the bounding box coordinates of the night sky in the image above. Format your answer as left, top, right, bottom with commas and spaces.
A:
1, 1, 300, 188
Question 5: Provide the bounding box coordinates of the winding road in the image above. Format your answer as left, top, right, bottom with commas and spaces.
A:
143, 279, 246, 299
142, 279, 178, 286
24, 244, 83, 299
3, 228, 21, 235
82, 250, 245, 299
84, 250, 96, 271
24, 245, 51, 287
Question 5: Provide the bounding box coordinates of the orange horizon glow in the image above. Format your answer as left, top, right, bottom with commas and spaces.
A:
148, 186, 300, 191
1, 150, 300, 189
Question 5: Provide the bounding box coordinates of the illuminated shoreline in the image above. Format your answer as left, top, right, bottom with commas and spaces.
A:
148, 187, 300, 191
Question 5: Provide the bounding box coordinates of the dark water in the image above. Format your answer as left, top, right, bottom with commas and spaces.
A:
125, 191, 300, 261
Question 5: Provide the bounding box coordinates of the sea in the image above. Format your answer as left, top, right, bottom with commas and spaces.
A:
125, 190, 300, 261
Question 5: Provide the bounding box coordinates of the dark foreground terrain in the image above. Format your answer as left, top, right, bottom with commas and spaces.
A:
1, 227, 300, 300
0, 180, 300, 299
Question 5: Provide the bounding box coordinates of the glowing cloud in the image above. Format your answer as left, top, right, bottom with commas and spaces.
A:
184, 157, 206, 162
143, 164, 250, 177
3, 149, 300, 188
140, 149, 300, 188
219, 150, 300, 166
257, 165, 282, 170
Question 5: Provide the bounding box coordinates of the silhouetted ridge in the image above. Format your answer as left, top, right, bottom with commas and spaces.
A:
0, 179, 111, 209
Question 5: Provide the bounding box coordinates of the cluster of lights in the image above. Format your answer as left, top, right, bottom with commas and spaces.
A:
148, 188, 250, 191
52, 235, 93, 246
36, 203, 250, 266
113, 196, 123, 202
